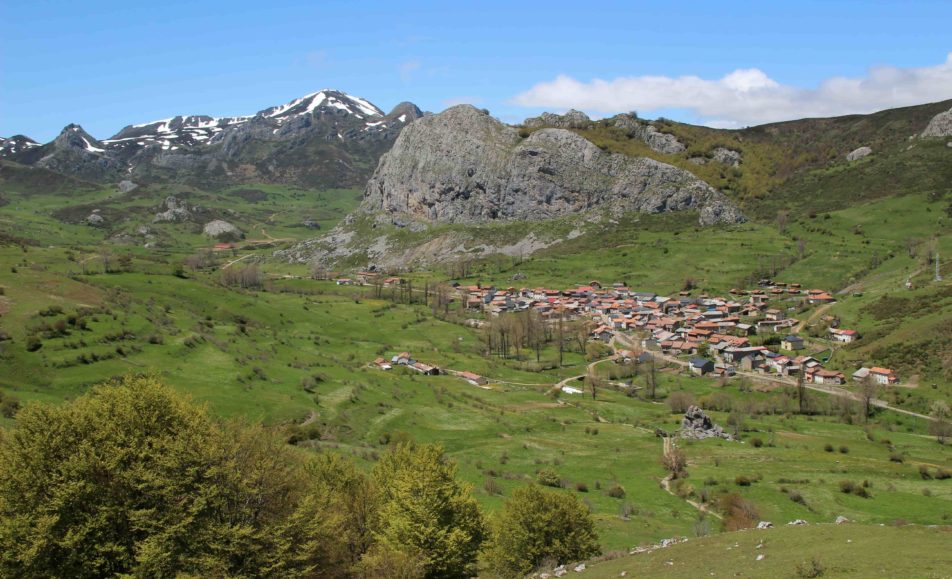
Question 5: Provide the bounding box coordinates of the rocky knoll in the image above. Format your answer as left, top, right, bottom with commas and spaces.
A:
921, 106, 952, 138
363, 105, 744, 226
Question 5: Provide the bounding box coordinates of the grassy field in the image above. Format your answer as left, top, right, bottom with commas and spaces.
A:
583, 523, 952, 578
1, 151, 951, 559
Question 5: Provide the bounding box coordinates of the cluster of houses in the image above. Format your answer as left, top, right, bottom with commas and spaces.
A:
449, 280, 898, 386
371, 352, 490, 387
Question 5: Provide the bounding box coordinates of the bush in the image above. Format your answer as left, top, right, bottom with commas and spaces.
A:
751, 437, 764, 448
889, 453, 904, 463
839, 480, 856, 494
735, 475, 753, 487
718, 493, 760, 531
575, 481, 589, 493
839, 446, 849, 454
484, 477, 503, 496
606, 484, 626, 499
536, 469, 562, 488
823, 443, 834, 452
919, 465, 933, 480
485, 485, 600, 578
25, 336, 42, 352
935, 468, 951, 480
789, 490, 807, 506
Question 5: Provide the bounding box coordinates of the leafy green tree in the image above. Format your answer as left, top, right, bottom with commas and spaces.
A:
0, 375, 345, 578
486, 484, 600, 578
368, 443, 485, 579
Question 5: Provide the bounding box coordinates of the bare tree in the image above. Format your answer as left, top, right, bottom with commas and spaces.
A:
645, 355, 658, 399
860, 376, 879, 423
929, 400, 951, 444
776, 210, 789, 234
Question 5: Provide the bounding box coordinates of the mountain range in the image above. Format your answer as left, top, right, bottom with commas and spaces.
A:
0, 90, 424, 189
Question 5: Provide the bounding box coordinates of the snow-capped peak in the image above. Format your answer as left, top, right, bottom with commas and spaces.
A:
259, 89, 384, 120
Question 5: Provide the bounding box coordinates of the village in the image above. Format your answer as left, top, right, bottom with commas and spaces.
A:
356, 274, 900, 389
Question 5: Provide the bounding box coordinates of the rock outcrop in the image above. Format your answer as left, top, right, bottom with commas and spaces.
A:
921, 107, 952, 138
203, 219, 241, 238
153, 196, 192, 223
523, 109, 592, 129
846, 146, 872, 161
611, 114, 686, 154
364, 105, 744, 227
680, 405, 732, 440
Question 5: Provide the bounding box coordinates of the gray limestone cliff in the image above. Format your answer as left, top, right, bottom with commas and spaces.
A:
363, 106, 744, 226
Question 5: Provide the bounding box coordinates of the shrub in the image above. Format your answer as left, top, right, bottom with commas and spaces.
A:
751, 438, 764, 448
889, 453, 904, 463
575, 481, 589, 493
718, 493, 760, 531
536, 469, 562, 488
483, 477, 503, 496
735, 475, 753, 487
838, 446, 849, 454
606, 484, 626, 499
789, 490, 807, 506
935, 468, 951, 480
919, 465, 933, 480
823, 443, 834, 452
795, 556, 826, 578
485, 485, 600, 578
839, 480, 856, 494
25, 336, 42, 352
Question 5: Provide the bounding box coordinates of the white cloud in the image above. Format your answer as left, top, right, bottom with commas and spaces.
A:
512, 53, 952, 127
398, 60, 421, 84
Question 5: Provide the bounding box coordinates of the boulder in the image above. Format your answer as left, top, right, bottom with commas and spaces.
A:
85, 211, 104, 227
203, 219, 242, 239
846, 146, 872, 162
118, 180, 138, 193
756, 521, 774, 529
835, 515, 850, 524
921, 107, 952, 138
680, 405, 732, 440
711, 147, 742, 167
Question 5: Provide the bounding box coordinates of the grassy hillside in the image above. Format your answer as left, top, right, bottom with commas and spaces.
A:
584, 523, 952, 578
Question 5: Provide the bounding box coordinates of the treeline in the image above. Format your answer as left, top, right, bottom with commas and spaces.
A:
0, 376, 599, 578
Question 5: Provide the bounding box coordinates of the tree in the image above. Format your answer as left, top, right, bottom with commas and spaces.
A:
929, 400, 952, 444
645, 355, 658, 399
860, 376, 879, 423
776, 210, 789, 234
486, 485, 600, 578
0, 375, 346, 578
369, 443, 485, 579
796, 368, 809, 414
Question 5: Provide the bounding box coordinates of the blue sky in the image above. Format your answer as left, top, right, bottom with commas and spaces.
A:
2, 0, 951, 141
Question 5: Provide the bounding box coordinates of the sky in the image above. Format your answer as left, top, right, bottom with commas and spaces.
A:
1, 0, 951, 142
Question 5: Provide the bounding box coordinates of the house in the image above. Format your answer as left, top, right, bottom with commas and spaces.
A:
392, 352, 413, 366
411, 362, 440, 375
869, 367, 899, 385
765, 308, 785, 321
458, 371, 488, 386
689, 358, 715, 376
808, 368, 845, 385
829, 328, 859, 343
591, 325, 613, 342
781, 335, 805, 351
372, 357, 392, 370
335, 278, 355, 286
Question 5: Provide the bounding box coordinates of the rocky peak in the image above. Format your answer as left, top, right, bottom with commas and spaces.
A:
52, 124, 106, 154
386, 101, 425, 123
363, 105, 744, 226
0, 134, 40, 156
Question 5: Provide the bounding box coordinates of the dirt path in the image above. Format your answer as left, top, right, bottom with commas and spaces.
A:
794, 303, 833, 333
220, 253, 253, 270
659, 436, 722, 519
